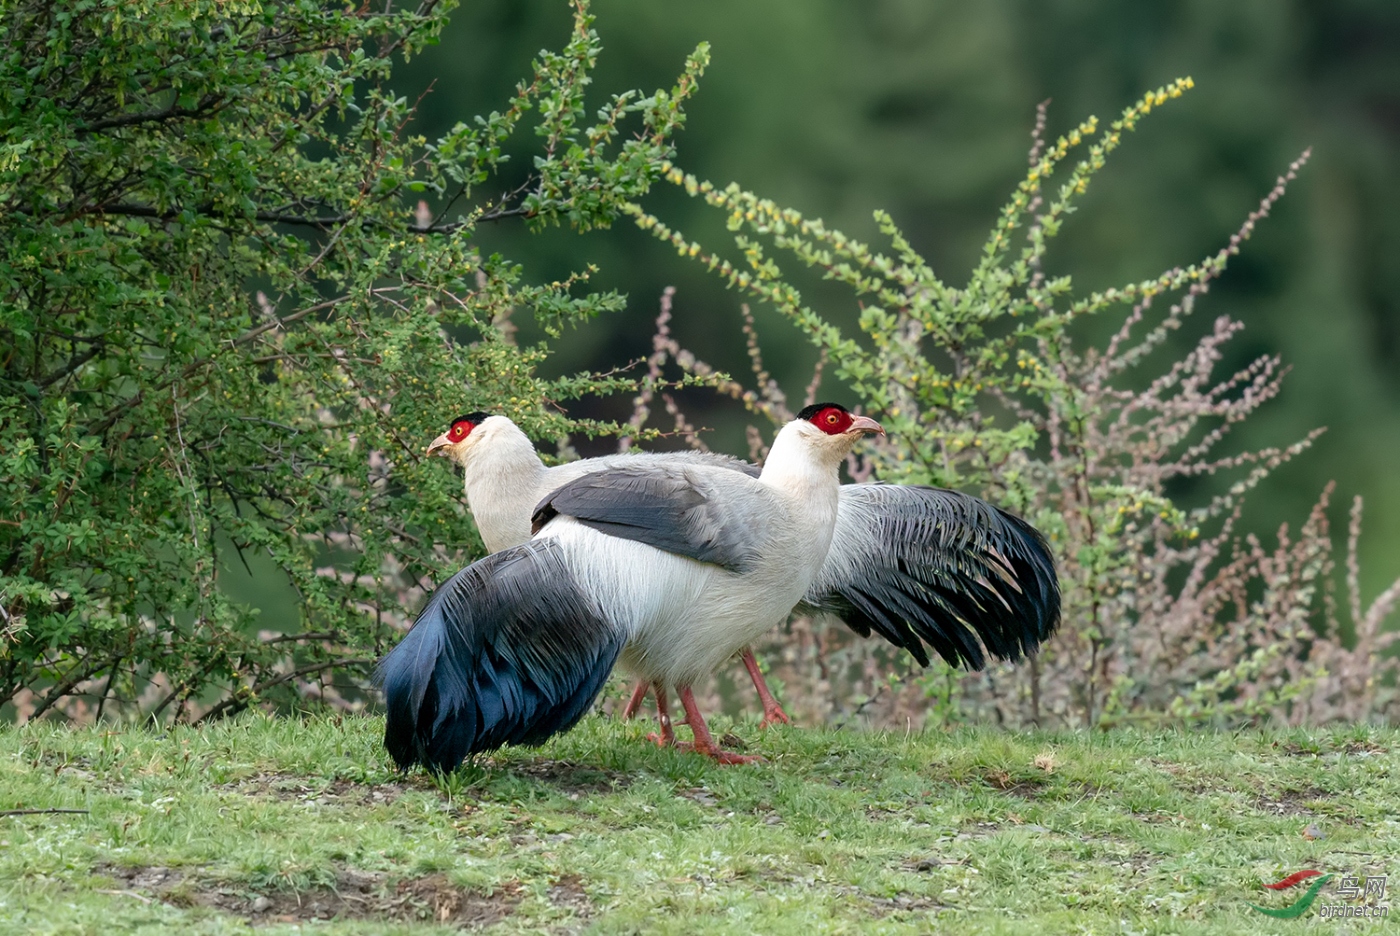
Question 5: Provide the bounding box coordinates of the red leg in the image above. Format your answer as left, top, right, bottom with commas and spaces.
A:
740, 648, 791, 729
675, 686, 765, 765
622, 679, 650, 720
645, 683, 677, 748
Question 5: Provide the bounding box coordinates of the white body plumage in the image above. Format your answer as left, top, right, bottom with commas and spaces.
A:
451, 416, 841, 688
533, 424, 841, 688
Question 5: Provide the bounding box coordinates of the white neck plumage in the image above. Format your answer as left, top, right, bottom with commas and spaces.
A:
758, 421, 845, 517
456, 417, 546, 552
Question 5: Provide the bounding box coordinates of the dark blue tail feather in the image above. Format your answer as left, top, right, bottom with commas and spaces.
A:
377, 540, 625, 772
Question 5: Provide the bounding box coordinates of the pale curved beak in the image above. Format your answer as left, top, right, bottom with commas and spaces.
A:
425, 432, 453, 457
847, 415, 885, 436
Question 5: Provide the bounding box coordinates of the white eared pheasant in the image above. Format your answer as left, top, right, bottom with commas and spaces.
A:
422, 410, 792, 725
379, 403, 884, 769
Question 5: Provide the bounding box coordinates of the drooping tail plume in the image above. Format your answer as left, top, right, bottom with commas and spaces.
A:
378, 540, 625, 772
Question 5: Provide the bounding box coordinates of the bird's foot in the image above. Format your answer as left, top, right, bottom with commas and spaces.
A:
758, 702, 791, 729
740, 648, 790, 730
646, 720, 677, 748
673, 684, 766, 765
646, 699, 677, 747
674, 741, 766, 765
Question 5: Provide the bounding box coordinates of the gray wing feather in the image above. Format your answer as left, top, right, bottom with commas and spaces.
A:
799, 485, 1060, 669
531, 464, 763, 573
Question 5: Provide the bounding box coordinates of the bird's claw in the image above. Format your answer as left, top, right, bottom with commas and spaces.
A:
758, 704, 791, 729
647, 711, 677, 748
739, 648, 789, 730
673, 741, 766, 765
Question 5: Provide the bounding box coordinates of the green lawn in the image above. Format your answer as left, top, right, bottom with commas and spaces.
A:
0, 711, 1395, 934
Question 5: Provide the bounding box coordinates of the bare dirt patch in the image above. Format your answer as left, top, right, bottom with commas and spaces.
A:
1340, 739, 1388, 756
755, 870, 950, 918
1273, 740, 1323, 758
547, 873, 592, 918
1254, 786, 1331, 817
94, 863, 520, 928
509, 759, 633, 796
392, 874, 522, 928
981, 769, 1047, 798
833, 884, 949, 918
903, 856, 944, 873
216, 771, 423, 807
676, 786, 720, 807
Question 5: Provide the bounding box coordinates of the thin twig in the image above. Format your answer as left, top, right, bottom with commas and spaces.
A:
95, 889, 154, 904
195, 657, 374, 724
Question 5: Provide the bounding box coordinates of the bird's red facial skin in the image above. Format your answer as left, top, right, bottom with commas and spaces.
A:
810, 406, 854, 436
447, 419, 475, 443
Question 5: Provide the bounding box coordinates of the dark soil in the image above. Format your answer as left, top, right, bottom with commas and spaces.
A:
1254, 786, 1331, 817
216, 771, 421, 807
981, 768, 1047, 798
547, 873, 592, 918
507, 758, 634, 796
94, 863, 521, 928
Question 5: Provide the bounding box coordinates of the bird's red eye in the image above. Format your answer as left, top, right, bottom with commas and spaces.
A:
449, 422, 469, 441
798, 401, 854, 435
809, 406, 853, 435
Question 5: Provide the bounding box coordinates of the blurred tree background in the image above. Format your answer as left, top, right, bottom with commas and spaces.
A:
4, 0, 1392, 723
381, 0, 1400, 600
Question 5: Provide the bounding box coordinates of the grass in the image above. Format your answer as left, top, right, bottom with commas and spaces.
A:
0, 709, 1395, 935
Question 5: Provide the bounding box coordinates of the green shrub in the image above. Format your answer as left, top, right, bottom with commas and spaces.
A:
627, 84, 1400, 727
0, 0, 706, 720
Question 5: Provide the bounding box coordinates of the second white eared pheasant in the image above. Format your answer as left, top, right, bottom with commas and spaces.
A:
379, 403, 885, 770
